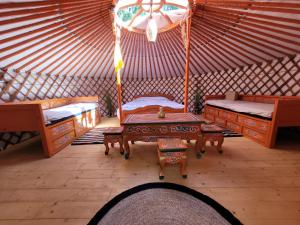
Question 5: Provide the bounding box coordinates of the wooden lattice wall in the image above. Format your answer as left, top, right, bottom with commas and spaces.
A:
189, 54, 300, 112
0, 54, 299, 150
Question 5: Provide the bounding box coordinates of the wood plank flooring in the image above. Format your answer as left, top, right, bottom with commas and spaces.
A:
0, 117, 299, 225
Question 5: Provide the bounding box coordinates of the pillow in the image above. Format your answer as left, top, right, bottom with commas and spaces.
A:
135, 97, 169, 102
225, 91, 238, 101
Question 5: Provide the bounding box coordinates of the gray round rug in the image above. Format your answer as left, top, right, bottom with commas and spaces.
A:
88, 183, 242, 225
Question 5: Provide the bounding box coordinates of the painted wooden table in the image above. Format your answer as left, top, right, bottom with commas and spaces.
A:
121, 113, 203, 159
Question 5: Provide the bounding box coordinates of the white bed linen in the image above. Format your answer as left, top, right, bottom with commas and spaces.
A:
206, 100, 274, 118
43, 102, 98, 124
117, 97, 184, 118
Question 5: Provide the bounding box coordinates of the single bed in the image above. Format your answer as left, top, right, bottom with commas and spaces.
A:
206, 99, 274, 119
0, 96, 101, 157
118, 93, 184, 120
204, 95, 300, 148
43, 102, 99, 125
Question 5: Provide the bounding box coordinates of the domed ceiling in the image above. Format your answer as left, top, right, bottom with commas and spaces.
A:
0, 0, 299, 80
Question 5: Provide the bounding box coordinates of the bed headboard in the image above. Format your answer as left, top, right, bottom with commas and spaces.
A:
205, 94, 289, 104
133, 93, 175, 101
238, 95, 279, 104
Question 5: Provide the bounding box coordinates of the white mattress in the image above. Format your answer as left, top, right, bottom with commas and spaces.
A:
206, 100, 274, 118
43, 102, 98, 125
117, 97, 184, 118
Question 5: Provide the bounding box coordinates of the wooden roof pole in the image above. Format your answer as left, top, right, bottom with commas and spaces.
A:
112, 6, 123, 123
117, 70, 123, 123
184, 9, 192, 113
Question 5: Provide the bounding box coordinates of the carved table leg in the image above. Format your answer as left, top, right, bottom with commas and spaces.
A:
119, 140, 124, 155
200, 135, 205, 153
217, 137, 224, 154
104, 138, 109, 155
131, 140, 135, 144
111, 143, 114, 148
195, 136, 202, 158
123, 136, 131, 159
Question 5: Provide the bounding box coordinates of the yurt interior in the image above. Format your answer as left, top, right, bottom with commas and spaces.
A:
0, 0, 300, 224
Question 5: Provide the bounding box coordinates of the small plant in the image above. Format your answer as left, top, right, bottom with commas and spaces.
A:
104, 92, 115, 117
193, 89, 202, 114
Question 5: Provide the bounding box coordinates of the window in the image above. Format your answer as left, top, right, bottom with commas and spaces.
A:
115, 0, 189, 33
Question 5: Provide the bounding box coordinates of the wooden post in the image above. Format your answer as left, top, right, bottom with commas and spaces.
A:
116, 70, 123, 123
184, 10, 192, 113
112, 4, 124, 124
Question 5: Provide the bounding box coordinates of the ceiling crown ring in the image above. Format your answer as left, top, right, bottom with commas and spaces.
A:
113, 0, 191, 42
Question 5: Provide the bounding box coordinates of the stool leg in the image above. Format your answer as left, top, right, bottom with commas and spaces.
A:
201, 137, 206, 153
180, 159, 187, 179
217, 138, 224, 154
104, 139, 109, 155
156, 149, 160, 165
159, 159, 165, 180
119, 140, 124, 155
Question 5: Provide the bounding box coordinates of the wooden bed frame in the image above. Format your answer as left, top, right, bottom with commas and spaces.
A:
204, 95, 300, 148
0, 96, 101, 157
121, 93, 184, 121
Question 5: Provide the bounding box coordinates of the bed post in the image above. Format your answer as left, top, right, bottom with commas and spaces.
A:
266, 99, 279, 148
184, 9, 192, 113
36, 105, 52, 157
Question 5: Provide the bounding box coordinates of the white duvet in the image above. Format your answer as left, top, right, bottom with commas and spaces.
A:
117, 97, 184, 118
206, 99, 274, 118
43, 102, 98, 124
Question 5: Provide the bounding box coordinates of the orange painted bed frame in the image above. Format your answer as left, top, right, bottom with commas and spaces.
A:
204, 95, 300, 148
0, 96, 101, 157
121, 93, 184, 121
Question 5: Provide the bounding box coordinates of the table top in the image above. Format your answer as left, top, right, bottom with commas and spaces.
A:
201, 124, 224, 133
122, 113, 203, 125
103, 127, 124, 134
158, 138, 188, 152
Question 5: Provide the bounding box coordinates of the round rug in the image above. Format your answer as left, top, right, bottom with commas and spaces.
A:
88, 182, 242, 225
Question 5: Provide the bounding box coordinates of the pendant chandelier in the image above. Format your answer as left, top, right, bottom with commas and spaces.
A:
114, 0, 190, 42
146, 1, 158, 42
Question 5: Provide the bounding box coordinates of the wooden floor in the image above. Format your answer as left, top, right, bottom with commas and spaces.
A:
0, 117, 299, 225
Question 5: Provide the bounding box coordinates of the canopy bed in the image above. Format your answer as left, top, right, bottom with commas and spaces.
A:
117, 93, 184, 119
0, 97, 101, 157
204, 95, 300, 148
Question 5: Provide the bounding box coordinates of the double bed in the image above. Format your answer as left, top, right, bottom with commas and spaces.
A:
118, 93, 184, 120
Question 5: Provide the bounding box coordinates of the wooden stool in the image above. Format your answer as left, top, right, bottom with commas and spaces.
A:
200, 124, 224, 154
103, 127, 124, 155
157, 138, 188, 180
